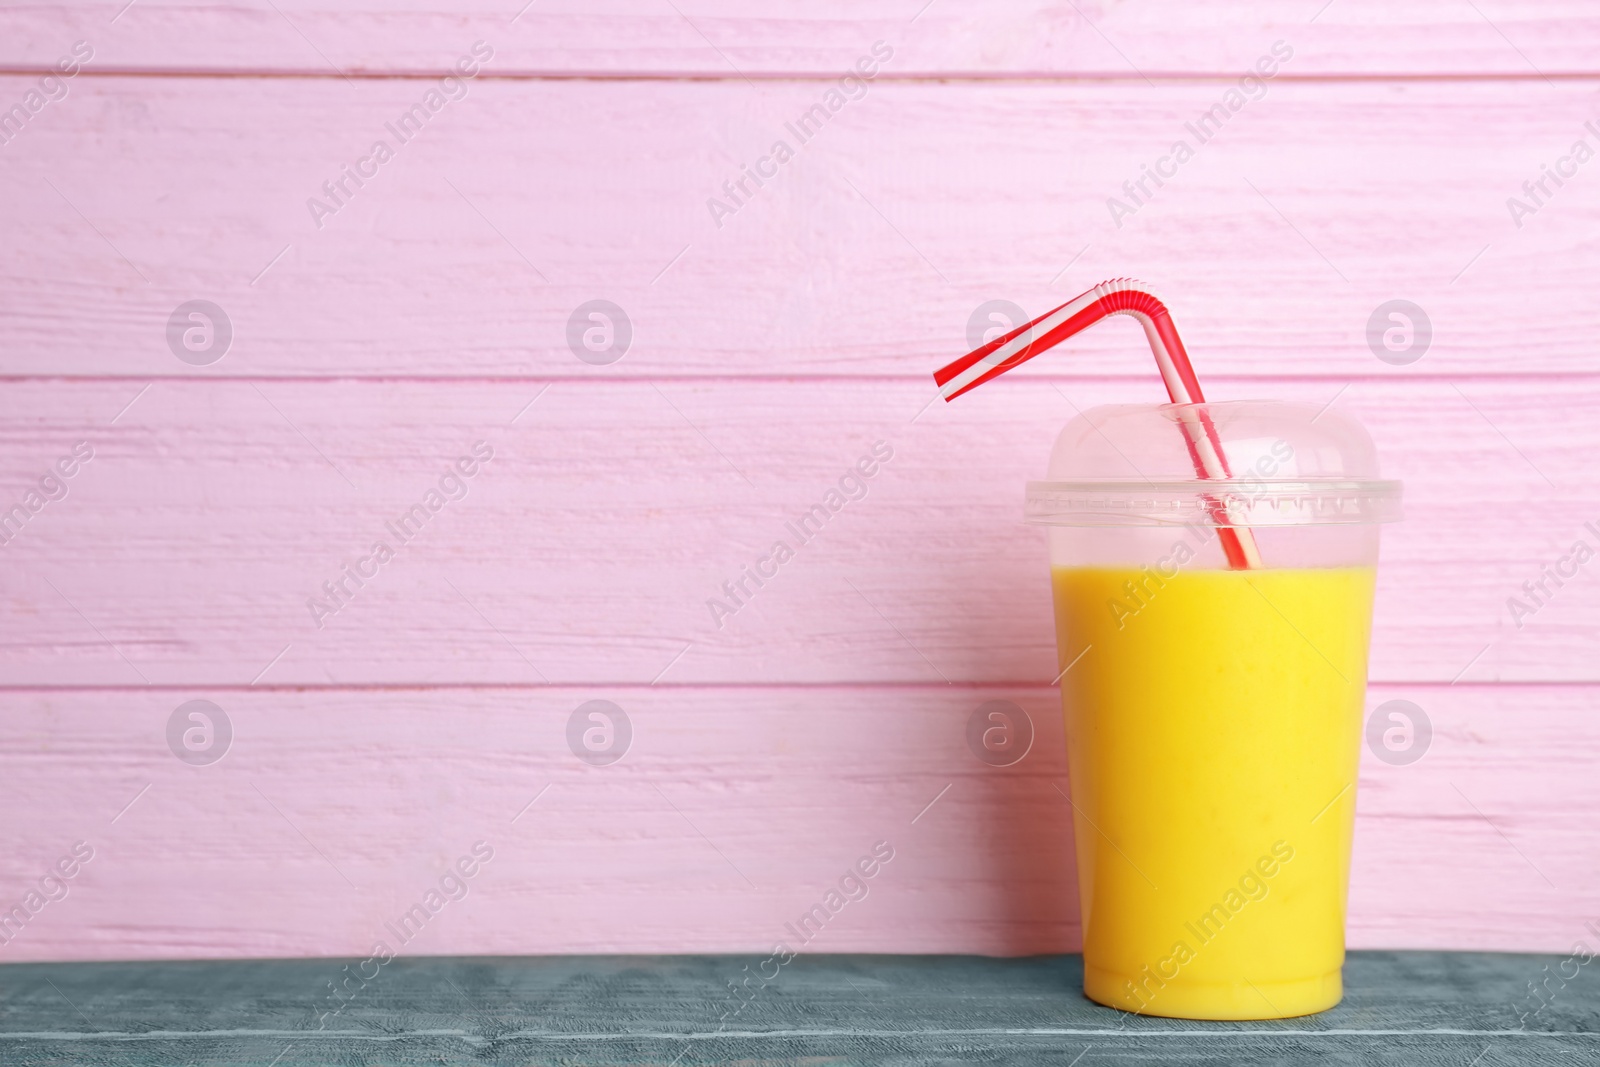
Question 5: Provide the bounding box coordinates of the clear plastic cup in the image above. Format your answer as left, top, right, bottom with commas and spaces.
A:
1026, 400, 1401, 1020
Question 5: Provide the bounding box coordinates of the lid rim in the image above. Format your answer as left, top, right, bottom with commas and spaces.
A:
1027, 478, 1402, 491
1024, 478, 1404, 527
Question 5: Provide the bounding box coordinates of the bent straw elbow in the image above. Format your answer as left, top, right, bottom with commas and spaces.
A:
930, 278, 1263, 569
934, 278, 1199, 403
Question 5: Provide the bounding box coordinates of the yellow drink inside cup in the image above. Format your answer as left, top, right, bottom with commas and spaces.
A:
1051, 564, 1376, 1020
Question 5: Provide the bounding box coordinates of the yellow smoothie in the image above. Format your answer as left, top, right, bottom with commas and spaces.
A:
1051, 564, 1376, 1019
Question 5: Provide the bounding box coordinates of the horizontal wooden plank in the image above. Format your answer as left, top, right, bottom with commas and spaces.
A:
0, 953, 1593, 1066
1, 77, 1597, 377
0, 683, 1591, 961
4, 2, 1600, 77
0, 377, 1592, 687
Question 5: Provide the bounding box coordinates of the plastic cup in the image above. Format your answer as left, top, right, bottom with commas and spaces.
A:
1026, 400, 1402, 1020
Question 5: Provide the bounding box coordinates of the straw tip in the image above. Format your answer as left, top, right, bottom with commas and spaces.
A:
932, 367, 969, 402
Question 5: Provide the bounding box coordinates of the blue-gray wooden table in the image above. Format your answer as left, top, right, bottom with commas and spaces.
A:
0, 951, 1594, 1065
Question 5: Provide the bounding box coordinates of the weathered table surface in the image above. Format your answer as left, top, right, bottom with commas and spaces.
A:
0, 952, 1594, 1066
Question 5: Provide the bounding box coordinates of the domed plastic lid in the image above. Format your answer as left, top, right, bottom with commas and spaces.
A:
1025, 401, 1402, 527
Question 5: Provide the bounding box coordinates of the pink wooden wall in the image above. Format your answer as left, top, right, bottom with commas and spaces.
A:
1, 2, 1597, 962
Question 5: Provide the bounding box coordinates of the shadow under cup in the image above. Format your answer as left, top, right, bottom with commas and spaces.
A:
1027, 401, 1402, 1021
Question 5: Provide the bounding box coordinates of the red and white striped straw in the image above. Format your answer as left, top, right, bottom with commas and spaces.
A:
934, 278, 1263, 569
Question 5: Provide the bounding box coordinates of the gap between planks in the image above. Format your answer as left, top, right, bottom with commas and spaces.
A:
5, 69, 1600, 84
0, 680, 1586, 694
5, 371, 1600, 385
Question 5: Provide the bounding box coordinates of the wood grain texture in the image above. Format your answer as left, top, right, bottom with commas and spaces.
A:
2, 77, 1597, 378
5, 2, 1600, 77
1, 952, 1595, 1066
0, 684, 1592, 961
3, 4, 1597, 963
0, 377, 1590, 686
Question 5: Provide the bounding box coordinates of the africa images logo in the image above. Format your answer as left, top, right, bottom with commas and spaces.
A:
705, 42, 894, 229
305, 42, 494, 230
